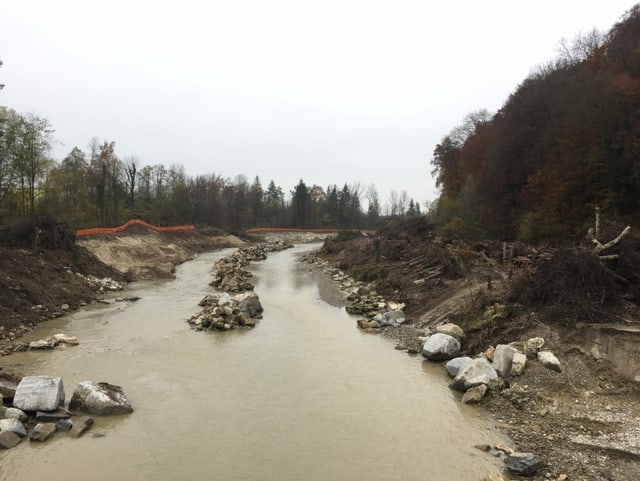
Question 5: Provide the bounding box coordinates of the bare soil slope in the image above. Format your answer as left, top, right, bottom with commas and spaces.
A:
77, 225, 244, 279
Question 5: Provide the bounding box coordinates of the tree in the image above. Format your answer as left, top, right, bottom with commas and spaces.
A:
12, 113, 54, 216
291, 179, 310, 227
365, 183, 380, 227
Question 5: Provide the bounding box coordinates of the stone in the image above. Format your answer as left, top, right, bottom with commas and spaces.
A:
235, 293, 263, 318
445, 357, 472, 378
28, 339, 57, 350
36, 409, 71, 422
52, 333, 79, 345
537, 351, 562, 373
0, 418, 27, 437
0, 374, 20, 400
511, 352, 527, 376
30, 423, 57, 442
504, 452, 543, 475
13, 376, 65, 412
69, 381, 133, 415
435, 323, 465, 341
492, 344, 518, 377
0, 430, 22, 449
462, 384, 488, 404
70, 416, 94, 437
0, 406, 28, 421
450, 357, 498, 392
484, 345, 495, 361
526, 337, 545, 356
55, 419, 73, 432
422, 333, 461, 361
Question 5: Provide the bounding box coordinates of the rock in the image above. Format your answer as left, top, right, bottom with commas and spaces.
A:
69, 381, 133, 415
55, 419, 73, 432
445, 357, 472, 378
236, 293, 263, 318
492, 344, 518, 377
435, 323, 465, 341
30, 423, 57, 442
0, 374, 20, 400
495, 443, 515, 455
504, 452, 543, 475
0, 430, 22, 449
0, 406, 28, 421
511, 352, 527, 376
35, 409, 71, 422
526, 337, 545, 357
537, 351, 562, 372
450, 357, 498, 392
422, 333, 461, 361
28, 339, 57, 350
373, 310, 407, 327
61, 303, 70, 311
484, 345, 495, 361
462, 384, 488, 404
70, 416, 94, 437
13, 376, 65, 412
51, 333, 79, 345
0, 418, 27, 437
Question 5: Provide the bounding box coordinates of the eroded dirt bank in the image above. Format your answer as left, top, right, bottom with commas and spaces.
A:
76, 225, 244, 279
0, 224, 243, 346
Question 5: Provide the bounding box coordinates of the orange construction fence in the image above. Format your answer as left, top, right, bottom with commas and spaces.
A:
75, 219, 195, 237
245, 227, 374, 234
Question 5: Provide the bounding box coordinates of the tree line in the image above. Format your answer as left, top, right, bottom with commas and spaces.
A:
0, 106, 420, 233
430, 5, 640, 244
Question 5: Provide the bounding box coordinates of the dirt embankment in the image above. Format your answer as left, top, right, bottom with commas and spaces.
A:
0, 223, 244, 346
77, 225, 244, 279
316, 218, 640, 481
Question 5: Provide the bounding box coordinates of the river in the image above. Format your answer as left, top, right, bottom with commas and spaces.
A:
1, 244, 503, 480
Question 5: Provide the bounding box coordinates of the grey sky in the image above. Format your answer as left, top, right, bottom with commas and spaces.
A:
1, 0, 636, 210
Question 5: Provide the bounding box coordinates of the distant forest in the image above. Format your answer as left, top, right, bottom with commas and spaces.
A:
2, 6, 640, 240
431, 5, 640, 243
0, 116, 419, 234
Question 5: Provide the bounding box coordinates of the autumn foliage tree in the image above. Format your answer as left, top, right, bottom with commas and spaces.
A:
430, 6, 640, 243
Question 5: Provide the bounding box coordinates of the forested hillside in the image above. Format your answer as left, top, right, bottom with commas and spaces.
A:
431, 5, 640, 243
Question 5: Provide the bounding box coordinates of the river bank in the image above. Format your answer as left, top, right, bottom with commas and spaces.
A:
3, 225, 639, 480
1, 245, 506, 481
307, 225, 640, 481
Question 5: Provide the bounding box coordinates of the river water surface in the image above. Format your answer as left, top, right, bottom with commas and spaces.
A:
1, 245, 503, 480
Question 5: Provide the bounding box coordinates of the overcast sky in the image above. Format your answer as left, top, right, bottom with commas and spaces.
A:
1, 1, 636, 210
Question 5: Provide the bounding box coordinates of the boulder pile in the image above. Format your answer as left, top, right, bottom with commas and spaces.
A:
210, 242, 293, 292
9, 333, 79, 353
302, 253, 408, 330
0, 374, 132, 449
189, 241, 292, 332
188, 292, 263, 331
418, 321, 563, 476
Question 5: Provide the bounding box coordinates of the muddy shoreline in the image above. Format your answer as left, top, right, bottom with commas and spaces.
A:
303, 241, 640, 481
3, 232, 639, 480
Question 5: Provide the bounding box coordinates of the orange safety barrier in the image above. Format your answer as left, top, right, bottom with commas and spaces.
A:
76, 219, 195, 237
245, 227, 374, 234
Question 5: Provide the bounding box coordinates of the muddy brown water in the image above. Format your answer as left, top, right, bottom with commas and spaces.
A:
1, 245, 504, 480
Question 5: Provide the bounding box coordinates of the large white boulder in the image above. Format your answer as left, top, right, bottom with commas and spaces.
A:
422, 333, 461, 361
12, 376, 65, 412
450, 357, 498, 392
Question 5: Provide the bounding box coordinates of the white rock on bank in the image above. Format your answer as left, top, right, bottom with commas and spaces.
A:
12, 376, 65, 412
422, 333, 461, 361
537, 351, 562, 373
